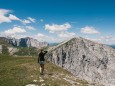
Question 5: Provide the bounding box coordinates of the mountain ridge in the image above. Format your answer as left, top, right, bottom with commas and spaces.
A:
0, 37, 48, 48
47, 37, 115, 86
0, 37, 48, 55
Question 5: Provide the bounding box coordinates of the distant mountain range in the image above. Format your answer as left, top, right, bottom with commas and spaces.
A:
0, 37, 48, 48
108, 45, 115, 49
48, 43, 59, 46
0, 37, 48, 55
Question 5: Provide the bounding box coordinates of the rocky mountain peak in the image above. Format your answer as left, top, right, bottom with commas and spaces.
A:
47, 37, 115, 86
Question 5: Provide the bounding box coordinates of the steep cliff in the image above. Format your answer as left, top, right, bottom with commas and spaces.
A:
0, 37, 48, 48
47, 37, 115, 86
19, 37, 48, 48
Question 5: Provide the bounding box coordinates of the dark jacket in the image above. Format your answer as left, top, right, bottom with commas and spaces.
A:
38, 51, 47, 62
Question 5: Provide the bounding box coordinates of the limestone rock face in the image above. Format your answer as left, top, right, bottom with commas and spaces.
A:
8, 38, 20, 47
0, 37, 48, 48
19, 37, 48, 48
47, 37, 115, 86
8, 47, 18, 55
0, 45, 2, 53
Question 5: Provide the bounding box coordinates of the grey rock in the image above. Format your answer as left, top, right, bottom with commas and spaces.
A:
8, 38, 20, 46
8, 47, 18, 55
19, 37, 48, 48
0, 37, 48, 48
47, 37, 115, 86
0, 45, 2, 54
0, 45, 18, 55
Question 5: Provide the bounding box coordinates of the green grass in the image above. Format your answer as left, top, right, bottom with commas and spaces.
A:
2, 45, 9, 55
0, 54, 90, 86
14, 47, 38, 56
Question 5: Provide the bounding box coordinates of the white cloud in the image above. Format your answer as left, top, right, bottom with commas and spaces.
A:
57, 31, 77, 42
8, 34, 28, 39
32, 33, 58, 42
84, 34, 115, 45
86, 38, 102, 43
21, 19, 31, 24
0, 26, 29, 39
43, 23, 77, 42
36, 33, 45, 37
21, 17, 36, 24
25, 26, 35, 30
32, 33, 64, 43
99, 35, 115, 44
4, 27, 26, 35
100, 35, 112, 39
0, 9, 20, 23
45, 23, 71, 32
80, 26, 100, 34
9, 14, 20, 20
0, 9, 37, 24
0, 32, 28, 39
0, 9, 11, 23
111, 38, 115, 41
0, 9, 10, 15
32, 31, 77, 43
58, 31, 76, 38
27, 17, 35, 22
49, 31, 55, 33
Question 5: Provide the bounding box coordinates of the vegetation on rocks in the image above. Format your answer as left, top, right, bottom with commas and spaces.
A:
14, 47, 38, 56
2, 45, 9, 55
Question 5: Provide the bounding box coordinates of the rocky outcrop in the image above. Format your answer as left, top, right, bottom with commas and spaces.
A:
47, 37, 115, 86
0, 37, 48, 48
0, 45, 2, 54
8, 38, 20, 47
0, 45, 17, 55
8, 47, 18, 55
19, 37, 48, 48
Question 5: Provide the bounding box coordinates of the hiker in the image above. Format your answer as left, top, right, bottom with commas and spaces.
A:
38, 49, 47, 75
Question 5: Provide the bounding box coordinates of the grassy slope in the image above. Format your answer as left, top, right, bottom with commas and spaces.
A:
13, 46, 49, 56
14, 47, 38, 56
0, 55, 96, 86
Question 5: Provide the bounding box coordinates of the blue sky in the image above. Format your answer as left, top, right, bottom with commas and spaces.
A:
0, 0, 115, 44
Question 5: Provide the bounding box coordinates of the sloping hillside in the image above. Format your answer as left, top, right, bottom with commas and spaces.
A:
0, 55, 98, 86
47, 37, 115, 86
13, 47, 38, 56
0, 37, 12, 47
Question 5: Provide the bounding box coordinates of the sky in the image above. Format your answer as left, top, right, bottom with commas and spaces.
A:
0, 0, 115, 44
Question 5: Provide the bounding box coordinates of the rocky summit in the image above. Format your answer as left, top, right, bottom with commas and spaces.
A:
47, 37, 115, 86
